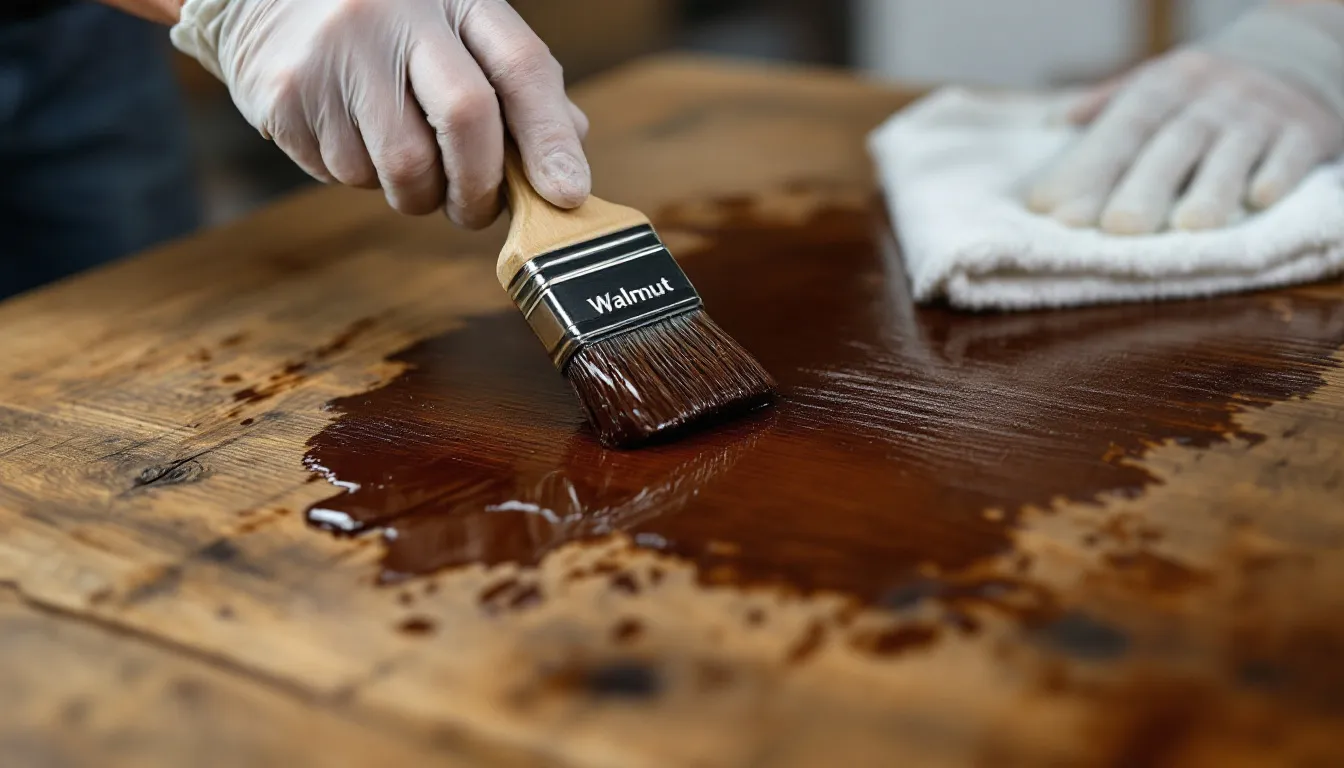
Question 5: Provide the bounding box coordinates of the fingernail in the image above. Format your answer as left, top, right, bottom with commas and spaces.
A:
1171, 205, 1220, 231
542, 151, 591, 204
1248, 181, 1280, 210
1100, 210, 1152, 236
1026, 188, 1055, 213
1047, 198, 1101, 229
1050, 210, 1092, 229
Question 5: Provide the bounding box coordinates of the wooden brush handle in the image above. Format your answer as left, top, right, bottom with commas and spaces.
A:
497, 144, 650, 290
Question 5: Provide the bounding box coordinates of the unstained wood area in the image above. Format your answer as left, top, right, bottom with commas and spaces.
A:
2, 56, 1344, 767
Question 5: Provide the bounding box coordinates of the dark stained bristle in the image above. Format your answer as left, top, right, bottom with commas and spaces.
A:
565, 310, 777, 448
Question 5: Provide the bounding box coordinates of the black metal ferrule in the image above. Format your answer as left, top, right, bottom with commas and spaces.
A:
507, 225, 703, 370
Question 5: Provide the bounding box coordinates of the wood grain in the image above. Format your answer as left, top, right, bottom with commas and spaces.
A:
0, 588, 479, 768
2, 54, 1343, 767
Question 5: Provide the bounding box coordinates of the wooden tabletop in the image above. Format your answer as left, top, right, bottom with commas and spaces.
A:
4, 55, 1344, 767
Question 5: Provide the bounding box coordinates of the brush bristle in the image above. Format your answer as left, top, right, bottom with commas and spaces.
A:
565, 310, 776, 448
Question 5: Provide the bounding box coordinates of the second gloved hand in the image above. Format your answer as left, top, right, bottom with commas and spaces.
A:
1029, 1, 1344, 235
172, 0, 591, 228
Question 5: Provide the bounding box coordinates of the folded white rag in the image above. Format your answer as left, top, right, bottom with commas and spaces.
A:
868, 88, 1344, 311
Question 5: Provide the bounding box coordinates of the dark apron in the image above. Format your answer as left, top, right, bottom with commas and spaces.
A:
0, 1, 202, 299
1, 1, 75, 23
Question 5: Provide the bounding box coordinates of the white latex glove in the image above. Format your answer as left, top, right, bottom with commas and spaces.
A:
171, 0, 591, 228
1029, 1, 1344, 235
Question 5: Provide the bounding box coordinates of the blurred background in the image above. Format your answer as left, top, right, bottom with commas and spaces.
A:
179, 0, 1261, 227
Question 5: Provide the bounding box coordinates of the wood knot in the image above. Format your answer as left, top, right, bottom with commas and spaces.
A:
133, 459, 207, 489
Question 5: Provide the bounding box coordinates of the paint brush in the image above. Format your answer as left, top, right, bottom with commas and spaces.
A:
498, 148, 776, 448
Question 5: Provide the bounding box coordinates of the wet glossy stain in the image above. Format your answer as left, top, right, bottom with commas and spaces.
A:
303, 187, 1344, 609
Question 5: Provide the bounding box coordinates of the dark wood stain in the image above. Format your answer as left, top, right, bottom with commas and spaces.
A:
611, 618, 644, 644
1104, 551, 1209, 593
1087, 675, 1213, 768
60, 698, 90, 727
301, 191, 1344, 612
946, 611, 980, 635
233, 372, 307, 405
122, 564, 184, 605
786, 620, 827, 665
396, 616, 436, 637
477, 577, 545, 614
228, 319, 376, 406
1231, 614, 1344, 713
546, 661, 662, 700
479, 578, 520, 606
508, 584, 544, 611
233, 387, 266, 404
195, 538, 242, 565
609, 573, 640, 595
315, 317, 377, 359
171, 677, 207, 707
1031, 611, 1131, 661
849, 623, 939, 656
695, 660, 734, 692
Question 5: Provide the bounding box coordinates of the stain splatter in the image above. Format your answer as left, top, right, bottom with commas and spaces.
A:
610, 573, 640, 595
850, 624, 939, 656
1104, 551, 1209, 594
548, 661, 662, 699
696, 660, 735, 692
611, 618, 644, 644
787, 621, 827, 665
397, 616, 436, 637
316, 317, 377, 359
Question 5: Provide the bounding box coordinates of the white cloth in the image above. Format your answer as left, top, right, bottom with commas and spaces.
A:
868, 88, 1344, 311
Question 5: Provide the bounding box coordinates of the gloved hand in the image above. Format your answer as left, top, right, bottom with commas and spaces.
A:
171, 0, 591, 228
1029, 1, 1344, 235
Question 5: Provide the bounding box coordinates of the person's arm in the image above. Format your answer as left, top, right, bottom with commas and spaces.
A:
96, 0, 183, 25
